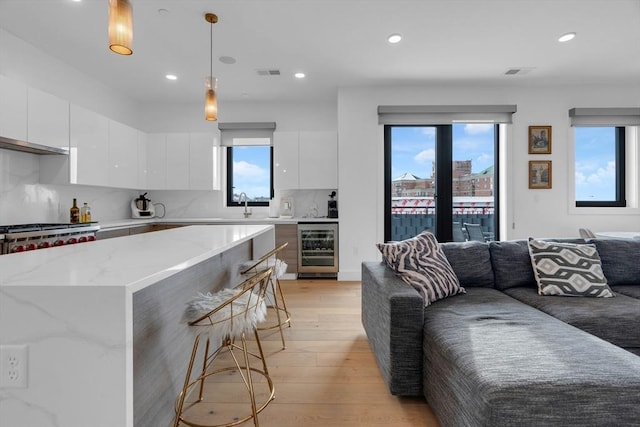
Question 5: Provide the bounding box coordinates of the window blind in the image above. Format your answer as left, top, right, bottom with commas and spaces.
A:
377, 105, 517, 125
569, 108, 640, 127
218, 122, 276, 146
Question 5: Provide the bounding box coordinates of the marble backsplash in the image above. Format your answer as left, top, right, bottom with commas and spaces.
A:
0, 149, 338, 225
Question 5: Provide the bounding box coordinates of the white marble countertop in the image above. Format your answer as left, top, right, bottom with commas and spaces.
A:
0, 224, 273, 293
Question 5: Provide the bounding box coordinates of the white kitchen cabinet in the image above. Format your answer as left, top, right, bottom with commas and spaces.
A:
189, 133, 216, 190
137, 132, 148, 189
146, 133, 167, 190
273, 131, 300, 189
70, 104, 109, 186
166, 133, 190, 190
108, 120, 139, 188
27, 87, 69, 150
274, 131, 337, 190
299, 131, 337, 189
0, 75, 28, 141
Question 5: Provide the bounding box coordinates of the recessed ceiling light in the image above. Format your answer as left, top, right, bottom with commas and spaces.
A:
165, 74, 177, 81
558, 32, 576, 42
219, 56, 236, 64
294, 72, 305, 79
388, 33, 402, 44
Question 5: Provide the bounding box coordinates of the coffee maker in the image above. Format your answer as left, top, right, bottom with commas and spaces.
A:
131, 193, 155, 218
327, 191, 338, 218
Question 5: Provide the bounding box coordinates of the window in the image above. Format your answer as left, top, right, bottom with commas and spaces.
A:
226, 144, 273, 207
218, 122, 276, 208
574, 127, 626, 207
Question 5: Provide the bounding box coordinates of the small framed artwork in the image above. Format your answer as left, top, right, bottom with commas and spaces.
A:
528, 125, 552, 154
529, 160, 552, 189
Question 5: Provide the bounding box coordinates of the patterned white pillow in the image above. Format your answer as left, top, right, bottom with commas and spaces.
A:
377, 231, 465, 306
527, 238, 614, 297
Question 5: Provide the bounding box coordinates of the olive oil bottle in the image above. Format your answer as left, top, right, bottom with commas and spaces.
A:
70, 198, 80, 223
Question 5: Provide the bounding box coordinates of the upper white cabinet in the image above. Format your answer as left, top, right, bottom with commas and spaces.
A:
137, 132, 148, 189
165, 133, 190, 190
0, 75, 28, 141
273, 131, 300, 189
108, 120, 139, 188
27, 87, 69, 150
298, 131, 338, 189
274, 131, 337, 190
189, 132, 216, 190
146, 132, 219, 190
146, 133, 167, 190
70, 104, 109, 186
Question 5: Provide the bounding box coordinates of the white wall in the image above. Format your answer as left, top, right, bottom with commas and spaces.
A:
337, 84, 640, 280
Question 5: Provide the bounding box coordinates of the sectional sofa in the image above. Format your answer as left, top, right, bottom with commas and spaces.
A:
362, 237, 640, 427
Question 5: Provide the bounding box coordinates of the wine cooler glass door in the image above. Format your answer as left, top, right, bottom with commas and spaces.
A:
297, 223, 338, 277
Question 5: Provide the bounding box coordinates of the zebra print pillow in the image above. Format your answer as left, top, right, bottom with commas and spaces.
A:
528, 238, 614, 297
377, 231, 465, 306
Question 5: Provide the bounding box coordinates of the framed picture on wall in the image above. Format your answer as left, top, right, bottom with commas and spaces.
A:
528, 125, 552, 154
529, 160, 552, 189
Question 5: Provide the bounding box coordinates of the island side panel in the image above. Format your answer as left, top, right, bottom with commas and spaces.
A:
132, 239, 251, 427
0, 285, 127, 427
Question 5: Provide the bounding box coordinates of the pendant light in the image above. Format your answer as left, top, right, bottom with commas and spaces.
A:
205, 13, 218, 122
108, 0, 133, 55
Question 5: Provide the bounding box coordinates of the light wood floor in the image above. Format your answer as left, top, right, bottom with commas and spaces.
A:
178, 279, 440, 427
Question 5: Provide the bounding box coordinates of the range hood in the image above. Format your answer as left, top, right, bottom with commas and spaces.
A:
0, 136, 68, 155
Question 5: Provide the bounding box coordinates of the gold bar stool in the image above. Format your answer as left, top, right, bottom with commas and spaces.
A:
174, 268, 276, 427
239, 242, 291, 349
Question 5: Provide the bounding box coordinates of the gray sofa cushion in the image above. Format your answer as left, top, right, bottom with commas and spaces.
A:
441, 241, 494, 288
503, 286, 640, 349
612, 285, 640, 300
423, 287, 640, 427
489, 238, 588, 291
593, 238, 640, 285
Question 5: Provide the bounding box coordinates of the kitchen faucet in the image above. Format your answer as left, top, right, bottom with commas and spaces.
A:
239, 192, 251, 218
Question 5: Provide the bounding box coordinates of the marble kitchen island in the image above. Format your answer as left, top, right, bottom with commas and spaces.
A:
0, 224, 274, 427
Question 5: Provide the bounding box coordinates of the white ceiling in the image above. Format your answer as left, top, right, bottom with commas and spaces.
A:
1, 0, 639, 105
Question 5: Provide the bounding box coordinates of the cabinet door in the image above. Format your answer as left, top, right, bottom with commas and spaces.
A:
166, 133, 190, 190
275, 224, 298, 274
299, 131, 338, 189
189, 133, 214, 190
273, 131, 299, 189
146, 133, 167, 190
70, 104, 109, 186
137, 132, 148, 189
27, 87, 69, 149
108, 120, 138, 188
0, 75, 28, 141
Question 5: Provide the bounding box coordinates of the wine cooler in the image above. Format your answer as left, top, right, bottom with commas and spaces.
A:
297, 222, 339, 278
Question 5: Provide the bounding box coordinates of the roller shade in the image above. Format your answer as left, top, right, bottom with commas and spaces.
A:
377, 105, 517, 125
218, 122, 276, 146
569, 108, 640, 127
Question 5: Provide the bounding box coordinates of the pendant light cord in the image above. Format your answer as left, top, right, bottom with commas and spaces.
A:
210, 18, 213, 79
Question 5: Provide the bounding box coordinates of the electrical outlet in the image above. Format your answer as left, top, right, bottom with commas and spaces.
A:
0, 345, 28, 388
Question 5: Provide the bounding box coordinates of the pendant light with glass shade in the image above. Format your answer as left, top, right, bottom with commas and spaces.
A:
204, 13, 218, 121
108, 0, 133, 55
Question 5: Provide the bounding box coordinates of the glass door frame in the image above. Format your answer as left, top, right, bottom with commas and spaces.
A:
383, 124, 500, 243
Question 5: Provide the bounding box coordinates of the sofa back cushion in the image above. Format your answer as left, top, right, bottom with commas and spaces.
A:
440, 241, 494, 288
489, 238, 587, 291
593, 239, 640, 285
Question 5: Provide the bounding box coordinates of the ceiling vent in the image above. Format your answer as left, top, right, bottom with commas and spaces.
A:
256, 69, 281, 76
504, 67, 535, 76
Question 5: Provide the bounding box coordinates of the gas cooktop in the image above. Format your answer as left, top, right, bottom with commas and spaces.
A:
0, 223, 98, 234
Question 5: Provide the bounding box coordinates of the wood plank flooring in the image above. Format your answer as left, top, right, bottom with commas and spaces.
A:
176, 279, 440, 427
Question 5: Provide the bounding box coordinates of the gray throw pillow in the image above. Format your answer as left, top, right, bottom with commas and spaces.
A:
377, 231, 465, 306
528, 238, 614, 297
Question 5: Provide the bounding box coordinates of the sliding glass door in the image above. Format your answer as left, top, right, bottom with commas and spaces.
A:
384, 124, 499, 243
